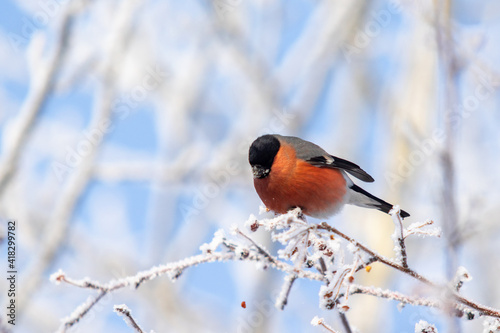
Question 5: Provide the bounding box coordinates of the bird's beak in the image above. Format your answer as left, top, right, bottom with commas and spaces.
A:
252, 165, 269, 179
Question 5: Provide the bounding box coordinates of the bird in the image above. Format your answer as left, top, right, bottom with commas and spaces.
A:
248, 134, 409, 219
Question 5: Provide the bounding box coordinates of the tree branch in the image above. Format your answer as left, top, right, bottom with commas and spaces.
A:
52, 212, 500, 332
317, 222, 500, 318
114, 304, 146, 333
317, 222, 433, 285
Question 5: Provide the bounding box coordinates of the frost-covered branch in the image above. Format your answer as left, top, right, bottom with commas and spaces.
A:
51, 244, 325, 331
316, 222, 434, 285
52, 208, 500, 332
51, 253, 232, 332
316, 220, 499, 318
348, 284, 474, 318
275, 273, 298, 310
415, 320, 438, 333
311, 316, 340, 333
390, 206, 409, 268
114, 304, 150, 333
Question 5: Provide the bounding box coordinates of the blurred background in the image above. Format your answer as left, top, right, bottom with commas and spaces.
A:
1, 0, 500, 332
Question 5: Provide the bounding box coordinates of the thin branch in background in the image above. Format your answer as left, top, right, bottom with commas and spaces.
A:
0, 1, 81, 199
435, 2, 463, 331
311, 316, 340, 333
114, 304, 148, 333
19, 0, 145, 313
233, 227, 277, 265
435, 0, 461, 279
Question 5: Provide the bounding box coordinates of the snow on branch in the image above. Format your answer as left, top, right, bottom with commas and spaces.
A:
415, 320, 438, 333
311, 316, 340, 333
52, 208, 500, 332
483, 318, 500, 332
390, 206, 409, 268
452, 266, 472, 292
114, 304, 153, 333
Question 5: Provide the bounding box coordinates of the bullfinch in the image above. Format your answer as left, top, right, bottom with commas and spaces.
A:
248, 134, 409, 219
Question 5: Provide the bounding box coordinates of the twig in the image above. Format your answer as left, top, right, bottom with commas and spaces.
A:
114, 304, 146, 333
235, 228, 277, 264
390, 207, 409, 268
275, 273, 297, 310
52, 251, 326, 331
311, 316, 340, 333
355, 256, 377, 273
349, 284, 439, 307
338, 312, 353, 333
57, 291, 108, 332
348, 284, 474, 316
317, 222, 500, 318
53, 214, 500, 332
317, 222, 433, 285
318, 257, 328, 275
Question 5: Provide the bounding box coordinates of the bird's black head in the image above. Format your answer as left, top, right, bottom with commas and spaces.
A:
248, 135, 281, 179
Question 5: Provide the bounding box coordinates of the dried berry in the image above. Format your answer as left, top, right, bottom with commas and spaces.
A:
240, 249, 249, 259
324, 299, 335, 310
250, 221, 259, 232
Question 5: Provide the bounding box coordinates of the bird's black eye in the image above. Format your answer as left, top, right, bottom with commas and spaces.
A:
248, 135, 280, 170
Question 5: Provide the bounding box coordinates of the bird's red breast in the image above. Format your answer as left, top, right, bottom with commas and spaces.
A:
253, 141, 347, 218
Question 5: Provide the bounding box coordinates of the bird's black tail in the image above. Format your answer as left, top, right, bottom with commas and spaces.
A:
349, 185, 410, 218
